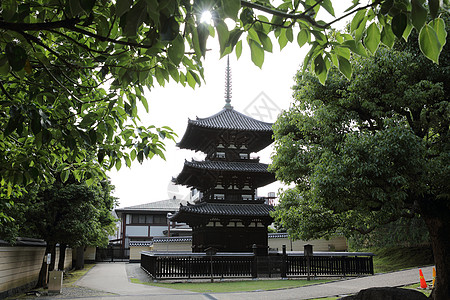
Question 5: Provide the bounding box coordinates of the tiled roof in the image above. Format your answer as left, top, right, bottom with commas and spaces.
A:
153, 236, 192, 243
190, 108, 273, 132
129, 241, 153, 247
185, 160, 270, 173
115, 199, 189, 212
176, 108, 274, 153
174, 160, 276, 189
176, 202, 274, 217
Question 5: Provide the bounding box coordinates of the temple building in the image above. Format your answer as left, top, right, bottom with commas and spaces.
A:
170, 59, 276, 254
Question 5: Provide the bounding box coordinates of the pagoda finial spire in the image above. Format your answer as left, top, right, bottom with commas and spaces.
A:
224, 56, 233, 110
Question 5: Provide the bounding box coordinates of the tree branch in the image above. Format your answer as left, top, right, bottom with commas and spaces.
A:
241, 0, 325, 28
0, 79, 15, 102
0, 18, 80, 31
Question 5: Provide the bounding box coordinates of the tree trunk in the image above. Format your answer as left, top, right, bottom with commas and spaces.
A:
49, 243, 56, 271
421, 199, 450, 300
75, 246, 85, 270
36, 242, 53, 288
58, 244, 67, 271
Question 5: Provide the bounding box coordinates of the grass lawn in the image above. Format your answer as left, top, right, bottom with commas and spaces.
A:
130, 278, 332, 293
371, 245, 434, 273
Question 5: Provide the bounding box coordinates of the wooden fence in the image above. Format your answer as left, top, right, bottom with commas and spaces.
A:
141, 251, 374, 280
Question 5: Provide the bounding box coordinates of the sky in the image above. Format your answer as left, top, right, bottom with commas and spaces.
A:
109, 2, 351, 209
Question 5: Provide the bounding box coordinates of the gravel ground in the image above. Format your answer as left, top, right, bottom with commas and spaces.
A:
12, 263, 147, 299
12, 286, 115, 299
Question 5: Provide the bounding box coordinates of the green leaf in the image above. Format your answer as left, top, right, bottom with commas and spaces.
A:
221, 0, 240, 20
123, 0, 148, 37
131, 149, 137, 161
342, 40, 368, 57
167, 64, 179, 83
391, 13, 408, 39
168, 34, 185, 66
430, 18, 447, 47
216, 20, 230, 56
402, 21, 413, 41
337, 56, 352, 80
419, 24, 442, 63
80, 0, 95, 12
249, 39, 264, 68
313, 54, 325, 76
1, 0, 17, 21
98, 149, 105, 163
227, 28, 244, 51
115, 159, 122, 171
278, 29, 289, 50
257, 31, 273, 52
335, 46, 350, 60
286, 27, 293, 42
351, 10, 367, 32
186, 70, 196, 88
380, 0, 394, 15
320, 0, 335, 16
155, 67, 165, 86
116, 0, 132, 18
354, 15, 368, 41
5, 43, 27, 72
69, 0, 84, 16
236, 40, 243, 59
381, 24, 395, 48
297, 29, 309, 47
411, 0, 428, 31
60, 170, 70, 183
125, 156, 131, 168
364, 23, 381, 54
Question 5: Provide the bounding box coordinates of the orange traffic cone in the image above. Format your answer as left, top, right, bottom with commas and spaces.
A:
432, 267, 436, 288
419, 269, 428, 289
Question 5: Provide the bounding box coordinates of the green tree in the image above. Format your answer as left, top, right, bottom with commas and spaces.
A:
1, 1, 448, 193
3, 178, 117, 287
270, 28, 449, 299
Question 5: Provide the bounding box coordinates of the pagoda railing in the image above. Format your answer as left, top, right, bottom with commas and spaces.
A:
141, 250, 374, 280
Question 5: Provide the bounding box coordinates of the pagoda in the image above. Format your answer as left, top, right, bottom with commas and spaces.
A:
171, 58, 276, 253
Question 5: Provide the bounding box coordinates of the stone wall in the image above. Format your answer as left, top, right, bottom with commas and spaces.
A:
0, 241, 72, 299
148, 234, 347, 253
268, 235, 347, 252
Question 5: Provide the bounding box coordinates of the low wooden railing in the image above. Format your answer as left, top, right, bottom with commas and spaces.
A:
141, 250, 374, 280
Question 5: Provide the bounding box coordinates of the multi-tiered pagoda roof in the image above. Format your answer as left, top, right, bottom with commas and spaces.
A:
170, 58, 276, 253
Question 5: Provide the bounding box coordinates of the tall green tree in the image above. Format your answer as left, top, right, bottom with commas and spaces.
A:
3, 178, 117, 287
270, 24, 449, 299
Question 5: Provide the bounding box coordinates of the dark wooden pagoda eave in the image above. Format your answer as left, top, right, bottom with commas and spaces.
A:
170, 203, 275, 225
173, 161, 276, 189
177, 124, 273, 153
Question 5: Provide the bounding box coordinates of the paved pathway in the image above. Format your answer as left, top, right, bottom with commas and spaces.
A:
73, 263, 434, 300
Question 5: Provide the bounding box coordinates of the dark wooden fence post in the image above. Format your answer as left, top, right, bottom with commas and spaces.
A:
304, 244, 313, 281
252, 244, 258, 278
281, 244, 287, 279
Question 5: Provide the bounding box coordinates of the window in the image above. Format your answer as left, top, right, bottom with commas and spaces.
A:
214, 194, 225, 200
132, 215, 140, 224
146, 215, 154, 223
139, 215, 146, 223
239, 153, 249, 159
242, 195, 253, 201
216, 152, 225, 159
153, 215, 167, 224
